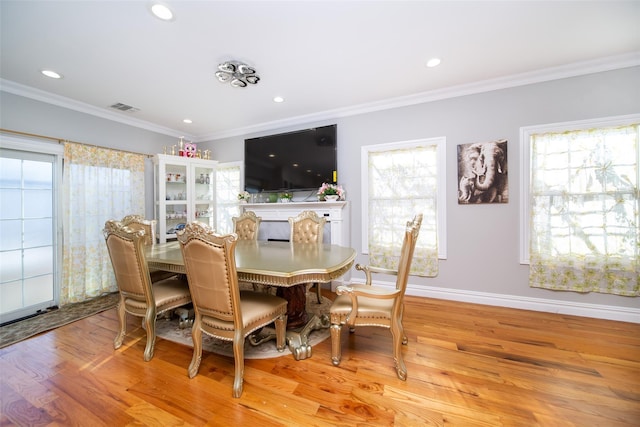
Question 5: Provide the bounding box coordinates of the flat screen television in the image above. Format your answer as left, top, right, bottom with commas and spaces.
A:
244, 124, 337, 192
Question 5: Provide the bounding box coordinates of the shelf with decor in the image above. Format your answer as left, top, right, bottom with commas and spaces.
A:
153, 154, 218, 243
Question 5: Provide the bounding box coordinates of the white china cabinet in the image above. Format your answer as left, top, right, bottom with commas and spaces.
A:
154, 154, 218, 243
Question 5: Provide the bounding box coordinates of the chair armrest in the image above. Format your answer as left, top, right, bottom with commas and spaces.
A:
336, 284, 399, 299
355, 264, 399, 286
336, 284, 400, 327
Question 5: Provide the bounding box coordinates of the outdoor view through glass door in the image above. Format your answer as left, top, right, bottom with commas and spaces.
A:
0, 139, 62, 325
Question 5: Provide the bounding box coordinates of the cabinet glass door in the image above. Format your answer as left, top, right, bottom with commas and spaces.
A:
192, 164, 215, 229
164, 163, 188, 240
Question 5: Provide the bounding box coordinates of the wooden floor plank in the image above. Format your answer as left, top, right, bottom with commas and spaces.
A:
1, 294, 638, 426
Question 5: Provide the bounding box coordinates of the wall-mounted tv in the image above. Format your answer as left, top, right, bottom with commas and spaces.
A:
244, 124, 337, 192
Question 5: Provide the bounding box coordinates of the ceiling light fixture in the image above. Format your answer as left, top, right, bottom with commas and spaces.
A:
41, 69, 62, 79
183, 119, 192, 124
273, 96, 284, 103
215, 61, 260, 88
426, 58, 441, 68
151, 3, 173, 21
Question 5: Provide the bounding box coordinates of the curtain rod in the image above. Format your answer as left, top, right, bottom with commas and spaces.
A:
0, 128, 154, 158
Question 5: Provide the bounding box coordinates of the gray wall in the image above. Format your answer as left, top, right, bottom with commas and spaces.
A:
205, 67, 640, 314
0, 92, 176, 217
2, 67, 639, 317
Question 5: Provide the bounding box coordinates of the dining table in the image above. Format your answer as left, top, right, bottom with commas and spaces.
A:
145, 239, 356, 360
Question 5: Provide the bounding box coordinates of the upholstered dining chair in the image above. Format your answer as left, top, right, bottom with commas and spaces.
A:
232, 210, 261, 241
233, 211, 266, 292
329, 213, 422, 380
288, 210, 327, 303
176, 222, 288, 398
103, 220, 191, 362
120, 214, 176, 283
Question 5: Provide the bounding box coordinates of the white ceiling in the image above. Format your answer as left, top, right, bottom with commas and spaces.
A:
1, 1, 639, 141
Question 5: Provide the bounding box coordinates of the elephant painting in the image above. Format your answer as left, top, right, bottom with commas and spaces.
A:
457, 139, 508, 204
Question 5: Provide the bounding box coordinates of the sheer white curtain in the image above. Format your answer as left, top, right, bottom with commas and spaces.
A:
366, 143, 439, 277
215, 162, 243, 234
61, 143, 145, 304
528, 124, 639, 296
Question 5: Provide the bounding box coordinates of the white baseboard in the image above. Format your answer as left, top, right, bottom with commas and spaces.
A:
346, 279, 640, 324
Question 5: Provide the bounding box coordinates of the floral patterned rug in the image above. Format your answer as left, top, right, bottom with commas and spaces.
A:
155, 292, 331, 359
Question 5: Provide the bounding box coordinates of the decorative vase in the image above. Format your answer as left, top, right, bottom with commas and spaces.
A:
324, 195, 339, 202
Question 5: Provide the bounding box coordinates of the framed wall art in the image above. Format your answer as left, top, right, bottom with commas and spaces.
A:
457, 139, 508, 204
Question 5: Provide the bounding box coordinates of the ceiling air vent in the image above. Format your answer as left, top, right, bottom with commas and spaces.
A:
109, 102, 140, 113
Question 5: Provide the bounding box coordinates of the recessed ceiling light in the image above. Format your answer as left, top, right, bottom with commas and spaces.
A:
151, 3, 173, 21
183, 119, 192, 124
426, 58, 441, 68
273, 96, 284, 103
41, 69, 62, 79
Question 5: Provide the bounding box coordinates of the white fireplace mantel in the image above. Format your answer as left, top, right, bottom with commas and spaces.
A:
241, 201, 350, 248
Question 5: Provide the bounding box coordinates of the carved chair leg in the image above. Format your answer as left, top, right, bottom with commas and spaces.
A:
114, 300, 127, 350
391, 321, 407, 381
400, 307, 408, 345
188, 317, 203, 378
330, 323, 343, 366
275, 314, 287, 352
143, 308, 156, 362
232, 331, 245, 398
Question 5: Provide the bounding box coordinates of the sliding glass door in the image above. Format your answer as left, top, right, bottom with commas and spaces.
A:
0, 138, 63, 324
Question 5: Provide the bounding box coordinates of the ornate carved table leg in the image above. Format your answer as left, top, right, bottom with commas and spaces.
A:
276, 284, 308, 328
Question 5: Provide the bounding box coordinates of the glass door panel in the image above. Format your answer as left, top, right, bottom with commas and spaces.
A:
193, 164, 215, 229
164, 163, 188, 240
0, 148, 58, 324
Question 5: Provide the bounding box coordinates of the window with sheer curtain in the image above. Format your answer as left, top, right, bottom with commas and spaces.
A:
62, 142, 145, 304
215, 162, 243, 234
521, 116, 639, 296
362, 138, 445, 277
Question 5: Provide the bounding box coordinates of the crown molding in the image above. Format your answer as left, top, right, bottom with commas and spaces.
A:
202, 52, 640, 141
2, 52, 638, 142
0, 79, 194, 140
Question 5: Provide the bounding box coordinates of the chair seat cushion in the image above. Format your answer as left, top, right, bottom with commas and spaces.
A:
330, 293, 393, 324
123, 276, 190, 314
153, 276, 191, 312
202, 291, 287, 333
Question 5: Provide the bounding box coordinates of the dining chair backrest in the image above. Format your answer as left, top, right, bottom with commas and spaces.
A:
178, 222, 240, 322
104, 220, 153, 305
233, 211, 261, 241
121, 214, 157, 246
121, 214, 176, 282
289, 210, 326, 244
288, 210, 327, 303
394, 213, 422, 296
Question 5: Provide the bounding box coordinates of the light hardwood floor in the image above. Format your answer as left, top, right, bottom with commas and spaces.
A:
1, 294, 639, 426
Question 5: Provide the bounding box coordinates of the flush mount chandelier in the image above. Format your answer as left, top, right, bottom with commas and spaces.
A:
215, 61, 260, 88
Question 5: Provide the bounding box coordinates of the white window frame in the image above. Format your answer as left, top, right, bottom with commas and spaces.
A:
519, 113, 640, 264
215, 161, 244, 234
361, 136, 447, 259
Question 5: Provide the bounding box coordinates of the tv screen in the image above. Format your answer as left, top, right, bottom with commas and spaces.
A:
244, 124, 337, 192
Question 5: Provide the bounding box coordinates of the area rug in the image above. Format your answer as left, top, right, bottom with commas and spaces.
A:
0, 292, 120, 349
155, 292, 332, 359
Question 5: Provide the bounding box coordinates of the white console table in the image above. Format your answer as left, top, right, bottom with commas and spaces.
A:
241, 201, 351, 286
